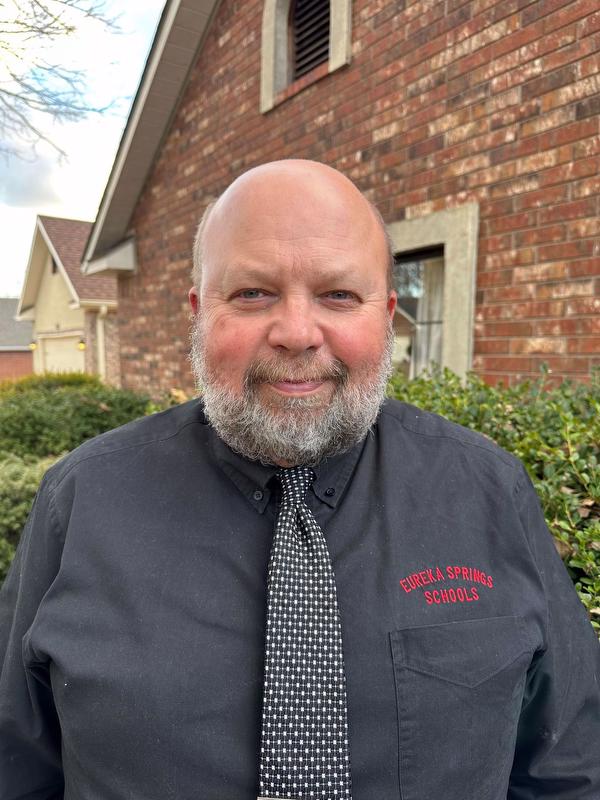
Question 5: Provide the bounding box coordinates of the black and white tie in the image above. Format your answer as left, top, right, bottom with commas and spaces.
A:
258, 466, 352, 800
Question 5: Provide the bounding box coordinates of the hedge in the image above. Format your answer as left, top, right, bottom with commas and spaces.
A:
0, 454, 58, 579
0, 377, 149, 458
0, 372, 101, 396
0, 373, 150, 583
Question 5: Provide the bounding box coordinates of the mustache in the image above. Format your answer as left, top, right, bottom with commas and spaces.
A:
244, 357, 348, 387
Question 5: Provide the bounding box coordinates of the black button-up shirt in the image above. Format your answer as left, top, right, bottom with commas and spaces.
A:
1, 399, 599, 799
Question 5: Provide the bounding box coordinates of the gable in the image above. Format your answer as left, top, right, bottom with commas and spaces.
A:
18, 216, 117, 319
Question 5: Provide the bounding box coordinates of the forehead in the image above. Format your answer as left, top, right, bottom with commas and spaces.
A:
201, 173, 388, 285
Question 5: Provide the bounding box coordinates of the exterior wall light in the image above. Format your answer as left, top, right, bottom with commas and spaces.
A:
77, 339, 86, 351
29, 341, 37, 350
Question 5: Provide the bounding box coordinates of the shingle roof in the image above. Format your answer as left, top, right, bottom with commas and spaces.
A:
0, 298, 33, 347
38, 216, 118, 303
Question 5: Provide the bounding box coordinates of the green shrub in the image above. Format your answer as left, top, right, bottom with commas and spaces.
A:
0, 454, 59, 582
0, 537, 16, 586
0, 371, 101, 397
387, 367, 600, 628
0, 374, 150, 583
0, 383, 150, 457
0, 454, 59, 547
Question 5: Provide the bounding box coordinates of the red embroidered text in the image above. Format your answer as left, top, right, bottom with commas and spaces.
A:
399, 564, 494, 605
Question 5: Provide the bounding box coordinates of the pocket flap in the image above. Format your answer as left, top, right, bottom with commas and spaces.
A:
390, 615, 532, 688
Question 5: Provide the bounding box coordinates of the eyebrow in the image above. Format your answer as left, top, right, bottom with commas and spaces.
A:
222, 264, 276, 283
222, 263, 361, 285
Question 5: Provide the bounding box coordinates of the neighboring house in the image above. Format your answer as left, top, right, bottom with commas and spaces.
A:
17, 216, 120, 384
82, 0, 600, 394
0, 298, 33, 381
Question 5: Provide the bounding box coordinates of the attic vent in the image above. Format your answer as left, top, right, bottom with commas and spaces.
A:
290, 0, 330, 80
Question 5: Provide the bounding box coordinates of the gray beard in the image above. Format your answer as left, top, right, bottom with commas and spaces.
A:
189, 317, 394, 466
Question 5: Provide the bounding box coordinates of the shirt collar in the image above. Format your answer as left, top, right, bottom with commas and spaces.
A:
207, 415, 367, 514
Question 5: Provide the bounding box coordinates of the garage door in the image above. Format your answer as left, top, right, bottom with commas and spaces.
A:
42, 337, 85, 373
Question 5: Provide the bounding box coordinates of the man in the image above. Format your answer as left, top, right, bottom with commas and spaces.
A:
1, 160, 598, 799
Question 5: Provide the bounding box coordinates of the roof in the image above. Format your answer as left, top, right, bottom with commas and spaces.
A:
18, 216, 118, 318
83, 0, 220, 267
0, 298, 33, 347
38, 216, 117, 302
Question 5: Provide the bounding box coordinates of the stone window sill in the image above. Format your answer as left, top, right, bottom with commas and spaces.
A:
270, 61, 332, 109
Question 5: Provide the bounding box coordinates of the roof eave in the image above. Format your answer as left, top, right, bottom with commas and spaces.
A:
15, 306, 35, 321
82, 237, 137, 278
16, 219, 45, 318
82, 0, 221, 269
69, 299, 119, 310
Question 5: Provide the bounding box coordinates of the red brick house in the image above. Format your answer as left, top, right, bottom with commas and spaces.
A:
0, 299, 33, 381
82, 0, 600, 395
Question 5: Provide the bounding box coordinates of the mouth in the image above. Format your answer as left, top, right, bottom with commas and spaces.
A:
269, 380, 326, 394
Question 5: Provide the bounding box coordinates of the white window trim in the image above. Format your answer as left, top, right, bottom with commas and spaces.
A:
260, 0, 352, 112
387, 203, 480, 378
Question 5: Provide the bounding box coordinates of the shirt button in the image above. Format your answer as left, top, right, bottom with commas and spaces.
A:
324, 487, 335, 497
253, 489, 264, 501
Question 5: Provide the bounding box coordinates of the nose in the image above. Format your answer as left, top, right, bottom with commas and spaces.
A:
266, 296, 325, 354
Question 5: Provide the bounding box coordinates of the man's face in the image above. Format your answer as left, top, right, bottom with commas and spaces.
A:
189, 162, 397, 466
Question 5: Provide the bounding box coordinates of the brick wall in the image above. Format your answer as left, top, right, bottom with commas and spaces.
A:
84, 311, 98, 375
83, 310, 122, 386
121, 0, 600, 395
0, 351, 33, 381
104, 313, 121, 387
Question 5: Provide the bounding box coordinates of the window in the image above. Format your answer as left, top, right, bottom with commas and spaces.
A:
260, 0, 352, 112
393, 248, 444, 378
290, 0, 330, 80
386, 204, 479, 378
51, 257, 58, 274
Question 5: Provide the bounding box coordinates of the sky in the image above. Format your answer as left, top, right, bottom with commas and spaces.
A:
0, 1, 167, 297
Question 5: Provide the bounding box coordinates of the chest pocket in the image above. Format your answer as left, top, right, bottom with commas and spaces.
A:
390, 616, 533, 800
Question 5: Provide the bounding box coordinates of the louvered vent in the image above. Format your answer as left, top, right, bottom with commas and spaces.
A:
291, 0, 330, 81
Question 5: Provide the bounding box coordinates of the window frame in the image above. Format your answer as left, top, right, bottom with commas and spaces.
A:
387, 204, 480, 378
260, 0, 352, 112
393, 253, 445, 378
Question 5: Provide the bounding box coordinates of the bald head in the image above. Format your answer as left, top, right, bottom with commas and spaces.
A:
191, 160, 393, 292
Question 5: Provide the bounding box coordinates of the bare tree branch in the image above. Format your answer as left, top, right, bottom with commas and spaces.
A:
0, 0, 119, 158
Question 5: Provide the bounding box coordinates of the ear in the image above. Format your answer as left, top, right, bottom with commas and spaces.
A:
189, 287, 199, 315
386, 290, 397, 321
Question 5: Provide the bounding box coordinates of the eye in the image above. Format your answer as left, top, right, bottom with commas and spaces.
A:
236, 288, 267, 300
324, 290, 358, 302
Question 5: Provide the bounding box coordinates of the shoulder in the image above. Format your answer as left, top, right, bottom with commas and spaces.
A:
377, 397, 520, 478
45, 399, 207, 489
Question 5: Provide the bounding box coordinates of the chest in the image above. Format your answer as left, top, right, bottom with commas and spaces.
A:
33, 474, 542, 799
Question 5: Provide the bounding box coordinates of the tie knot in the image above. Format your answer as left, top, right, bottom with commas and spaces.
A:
277, 466, 315, 505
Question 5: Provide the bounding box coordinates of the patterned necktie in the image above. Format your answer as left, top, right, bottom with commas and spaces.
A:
258, 466, 352, 800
